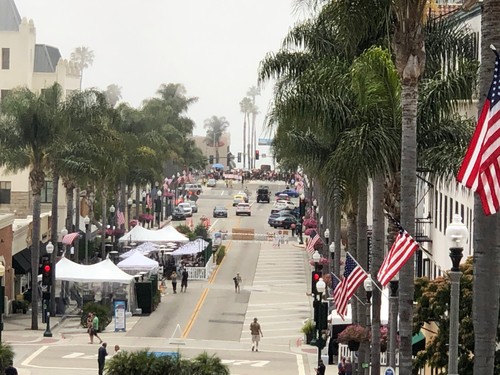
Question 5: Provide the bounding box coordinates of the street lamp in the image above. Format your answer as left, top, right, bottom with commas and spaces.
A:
315, 277, 326, 367
142, 191, 147, 214
324, 228, 329, 245
0, 262, 5, 342
329, 242, 335, 273
312, 250, 321, 272
44, 241, 54, 337
127, 197, 133, 229
445, 214, 468, 375
363, 275, 373, 375
388, 275, 399, 368
109, 205, 116, 252
84, 216, 90, 264
299, 194, 306, 245
156, 189, 162, 227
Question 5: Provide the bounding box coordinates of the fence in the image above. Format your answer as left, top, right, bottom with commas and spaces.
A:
185, 254, 216, 280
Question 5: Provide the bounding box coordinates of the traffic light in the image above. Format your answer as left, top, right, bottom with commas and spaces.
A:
41, 259, 52, 286
237, 152, 242, 163
209, 155, 214, 164
317, 302, 329, 331
255, 150, 260, 160
311, 271, 322, 295
227, 153, 233, 167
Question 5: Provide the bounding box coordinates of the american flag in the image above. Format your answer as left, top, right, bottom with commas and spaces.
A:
332, 273, 346, 319
116, 208, 125, 226
457, 53, 500, 215
306, 231, 320, 255
377, 228, 419, 287
335, 253, 367, 319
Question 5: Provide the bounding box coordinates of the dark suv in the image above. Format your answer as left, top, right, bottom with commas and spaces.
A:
256, 187, 271, 203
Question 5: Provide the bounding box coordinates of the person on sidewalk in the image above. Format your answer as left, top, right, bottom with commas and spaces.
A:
92, 312, 103, 344
97, 342, 108, 375
343, 358, 353, 375
315, 359, 326, 375
171, 271, 178, 294
114, 344, 121, 355
250, 317, 263, 351
181, 269, 189, 292
4, 360, 18, 375
233, 273, 242, 293
338, 357, 346, 374
87, 312, 94, 344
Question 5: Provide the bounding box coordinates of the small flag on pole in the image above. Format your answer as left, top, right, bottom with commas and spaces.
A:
116, 208, 125, 226
306, 231, 321, 255
457, 51, 500, 215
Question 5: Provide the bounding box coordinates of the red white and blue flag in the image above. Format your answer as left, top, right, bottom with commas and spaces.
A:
306, 231, 321, 255
116, 208, 125, 226
334, 253, 367, 319
457, 53, 500, 215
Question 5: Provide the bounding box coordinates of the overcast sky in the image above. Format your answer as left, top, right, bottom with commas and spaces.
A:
16, 0, 302, 162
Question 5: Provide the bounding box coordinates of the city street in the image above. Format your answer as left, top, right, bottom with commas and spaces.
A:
4, 181, 320, 375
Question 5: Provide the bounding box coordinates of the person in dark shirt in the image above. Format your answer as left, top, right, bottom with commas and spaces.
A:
4, 360, 18, 375
315, 359, 326, 375
181, 269, 189, 292
97, 342, 108, 375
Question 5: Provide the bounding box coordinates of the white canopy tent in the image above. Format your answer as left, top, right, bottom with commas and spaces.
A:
119, 242, 158, 259
56, 257, 134, 283
329, 288, 390, 325
117, 252, 159, 273
172, 238, 209, 256
118, 224, 189, 244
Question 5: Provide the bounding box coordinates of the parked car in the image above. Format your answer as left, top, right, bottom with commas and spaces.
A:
172, 207, 187, 221
256, 187, 271, 203
207, 178, 217, 187
272, 200, 293, 213
274, 188, 300, 198
268, 213, 297, 229
177, 202, 193, 217
189, 201, 198, 213
236, 202, 251, 216
213, 205, 228, 218
184, 184, 203, 195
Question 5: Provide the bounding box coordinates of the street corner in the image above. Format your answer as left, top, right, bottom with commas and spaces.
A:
4, 332, 60, 345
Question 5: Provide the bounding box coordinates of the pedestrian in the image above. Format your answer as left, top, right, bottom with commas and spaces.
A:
171, 271, 178, 293
344, 358, 353, 375
4, 360, 18, 375
250, 317, 263, 352
315, 359, 326, 375
114, 344, 121, 355
86, 312, 94, 344
233, 272, 242, 293
92, 312, 103, 344
338, 356, 346, 374
181, 269, 189, 292
97, 342, 108, 375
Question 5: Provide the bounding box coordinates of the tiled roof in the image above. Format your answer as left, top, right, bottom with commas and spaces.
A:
34, 44, 62, 73
0, 0, 21, 31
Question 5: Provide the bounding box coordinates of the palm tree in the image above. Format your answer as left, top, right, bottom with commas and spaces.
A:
247, 86, 261, 168
204, 116, 229, 164
104, 84, 122, 107
239, 97, 252, 168
0, 84, 64, 330
70, 46, 94, 89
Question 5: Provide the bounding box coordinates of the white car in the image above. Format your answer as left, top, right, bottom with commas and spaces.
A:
207, 178, 217, 187
236, 203, 251, 216
177, 202, 193, 217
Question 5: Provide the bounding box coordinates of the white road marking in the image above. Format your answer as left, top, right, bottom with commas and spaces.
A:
62, 352, 85, 359
221, 359, 270, 367
22, 346, 48, 366
297, 353, 306, 375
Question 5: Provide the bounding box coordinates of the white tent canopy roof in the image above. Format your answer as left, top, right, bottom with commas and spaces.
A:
118, 224, 189, 243
117, 251, 159, 271
329, 289, 389, 325
172, 238, 209, 256
55, 257, 134, 283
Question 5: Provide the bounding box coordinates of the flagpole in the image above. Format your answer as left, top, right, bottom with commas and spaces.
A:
344, 252, 383, 293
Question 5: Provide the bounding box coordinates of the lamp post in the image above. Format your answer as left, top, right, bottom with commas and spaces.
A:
142, 190, 147, 214
0, 262, 5, 342
60, 227, 68, 256
299, 194, 306, 244
329, 242, 335, 275
312, 199, 318, 220
324, 228, 329, 245
445, 214, 468, 375
315, 277, 326, 366
388, 276, 399, 368
156, 190, 162, 227
363, 275, 373, 375
44, 241, 54, 337
109, 205, 116, 252
312, 250, 321, 274
84, 216, 90, 264
320, 216, 324, 235
127, 197, 133, 229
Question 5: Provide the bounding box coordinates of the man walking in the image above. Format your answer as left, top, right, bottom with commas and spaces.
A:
92, 312, 103, 344
233, 273, 242, 293
250, 317, 263, 351
171, 271, 178, 294
181, 269, 189, 292
98, 342, 108, 375
4, 360, 18, 375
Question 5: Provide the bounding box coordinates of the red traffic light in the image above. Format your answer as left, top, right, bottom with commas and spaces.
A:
313, 273, 320, 281
43, 264, 51, 273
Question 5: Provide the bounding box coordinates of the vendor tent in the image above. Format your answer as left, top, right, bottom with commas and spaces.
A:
118, 225, 151, 243
55, 257, 134, 283
172, 238, 209, 256
159, 225, 189, 242
118, 225, 189, 243
117, 252, 159, 272
119, 242, 158, 259
329, 289, 389, 325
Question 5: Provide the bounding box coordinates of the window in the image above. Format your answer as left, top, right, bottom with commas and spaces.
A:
439, 192, 443, 232
434, 190, 438, 229
0, 181, 11, 204
0, 90, 10, 101
41, 180, 53, 203
444, 196, 448, 232
2, 48, 10, 70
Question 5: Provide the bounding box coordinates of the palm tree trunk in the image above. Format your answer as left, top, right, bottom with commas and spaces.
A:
251, 111, 256, 169
333, 181, 342, 279
247, 113, 252, 168
473, 2, 500, 372
135, 185, 140, 221
101, 187, 107, 259
74, 187, 80, 257
370, 174, 385, 375
398, 80, 419, 375
50, 172, 59, 317
64, 180, 75, 232
347, 210, 357, 323
243, 114, 247, 169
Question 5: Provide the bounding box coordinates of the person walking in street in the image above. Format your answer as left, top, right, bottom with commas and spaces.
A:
250, 317, 263, 351
344, 358, 353, 375
171, 271, 178, 294
92, 312, 103, 344
233, 273, 242, 293
4, 360, 18, 375
181, 269, 189, 292
97, 342, 108, 375
315, 359, 326, 375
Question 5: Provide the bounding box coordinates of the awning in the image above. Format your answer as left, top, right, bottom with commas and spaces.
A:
12, 248, 31, 274
62, 232, 80, 245
412, 330, 426, 355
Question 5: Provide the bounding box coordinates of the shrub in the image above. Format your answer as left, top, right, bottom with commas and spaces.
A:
0, 343, 14, 373
81, 302, 112, 331
301, 319, 315, 335
216, 246, 226, 265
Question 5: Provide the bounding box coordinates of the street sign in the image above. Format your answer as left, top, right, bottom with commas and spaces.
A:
151, 351, 179, 359
385, 367, 395, 375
